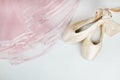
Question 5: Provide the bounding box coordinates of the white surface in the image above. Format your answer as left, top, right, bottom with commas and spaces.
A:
0, 0, 120, 80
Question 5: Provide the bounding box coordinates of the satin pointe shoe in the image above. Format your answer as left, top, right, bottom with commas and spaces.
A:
62, 9, 103, 44
82, 24, 104, 60
81, 8, 113, 60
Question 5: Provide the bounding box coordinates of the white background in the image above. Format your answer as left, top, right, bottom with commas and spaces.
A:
0, 0, 120, 80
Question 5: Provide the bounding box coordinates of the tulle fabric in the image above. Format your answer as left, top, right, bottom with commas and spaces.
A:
0, 0, 80, 64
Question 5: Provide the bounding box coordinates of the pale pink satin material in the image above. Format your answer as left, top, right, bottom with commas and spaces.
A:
0, 0, 80, 64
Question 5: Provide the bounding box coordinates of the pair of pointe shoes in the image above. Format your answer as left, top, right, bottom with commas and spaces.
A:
63, 8, 120, 60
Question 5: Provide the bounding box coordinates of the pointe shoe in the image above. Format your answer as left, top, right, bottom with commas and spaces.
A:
82, 24, 104, 60
81, 8, 112, 60
62, 10, 103, 44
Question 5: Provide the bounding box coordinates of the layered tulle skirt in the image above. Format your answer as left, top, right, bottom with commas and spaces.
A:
0, 0, 80, 64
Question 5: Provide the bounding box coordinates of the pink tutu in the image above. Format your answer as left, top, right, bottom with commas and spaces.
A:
0, 0, 80, 64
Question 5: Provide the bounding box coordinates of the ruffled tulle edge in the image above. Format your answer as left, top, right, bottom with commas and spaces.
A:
0, 0, 80, 64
